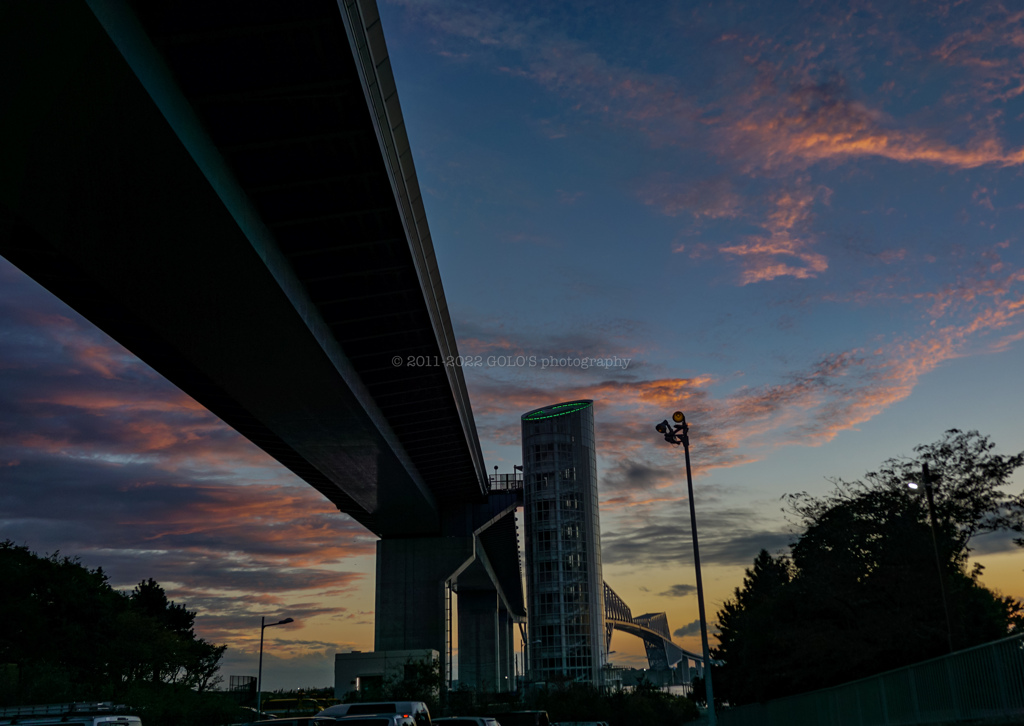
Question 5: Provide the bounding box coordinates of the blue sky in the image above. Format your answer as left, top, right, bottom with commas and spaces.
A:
376, 0, 1024, 668
2, 0, 1024, 687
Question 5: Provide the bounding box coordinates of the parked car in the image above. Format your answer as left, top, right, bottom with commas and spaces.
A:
432, 718, 501, 726
262, 699, 329, 717
484, 713, 548, 726
319, 702, 430, 726
332, 717, 416, 726
0, 703, 142, 726
253, 718, 339, 726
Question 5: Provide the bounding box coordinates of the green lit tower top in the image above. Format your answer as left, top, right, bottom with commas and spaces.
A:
521, 399, 606, 685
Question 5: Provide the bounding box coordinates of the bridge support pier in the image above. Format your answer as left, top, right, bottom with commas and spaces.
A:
457, 591, 516, 693
375, 534, 518, 694
456, 589, 498, 692
375, 537, 475, 685
498, 606, 514, 690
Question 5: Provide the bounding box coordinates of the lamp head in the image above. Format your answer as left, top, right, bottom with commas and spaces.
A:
672, 411, 685, 424
907, 482, 920, 490
655, 421, 670, 434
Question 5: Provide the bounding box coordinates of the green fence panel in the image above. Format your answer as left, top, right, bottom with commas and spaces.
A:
716, 634, 1024, 726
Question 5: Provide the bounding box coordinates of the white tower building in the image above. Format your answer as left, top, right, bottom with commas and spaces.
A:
521, 400, 606, 685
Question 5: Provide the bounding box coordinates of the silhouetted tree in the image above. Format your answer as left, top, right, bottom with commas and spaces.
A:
131, 578, 197, 637
0, 541, 227, 711
687, 675, 705, 706
0, 541, 127, 700
714, 550, 798, 702
526, 682, 698, 726
713, 430, 1024, 705
122, 578, 225, 690
788, 429, 1024, 559
381, 658, 443, 713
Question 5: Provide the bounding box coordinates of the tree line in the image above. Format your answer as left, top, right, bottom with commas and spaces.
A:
0, 541, 234, 726
342, 658, 700, 725
713, 430, 1024, 705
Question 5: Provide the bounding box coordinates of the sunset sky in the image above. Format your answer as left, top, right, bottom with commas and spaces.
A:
3, 0, 1024, 689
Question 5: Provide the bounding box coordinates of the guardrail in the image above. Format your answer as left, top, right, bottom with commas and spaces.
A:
719, 634, 1024, 726
488, 473, 523, 491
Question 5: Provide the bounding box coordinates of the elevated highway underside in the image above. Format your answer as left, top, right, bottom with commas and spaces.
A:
0, 0, 488, 537
0, 0, 523, 689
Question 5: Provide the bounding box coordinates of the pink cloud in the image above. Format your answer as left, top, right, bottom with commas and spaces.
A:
725, 80, 1024, 171
719, 187, 830, 284
3, 314, 291, 474
879, 249, 907, 264
933, 6, 1024, 103
638, 177, 743, 220
398, 1, 1024, 178
465, 250, 1024, 488
20, 310, 139, 380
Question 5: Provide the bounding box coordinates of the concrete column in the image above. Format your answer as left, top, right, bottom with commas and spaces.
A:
375, 537, 474, 685
497, 607, 514, 691
457, 589, 499, 692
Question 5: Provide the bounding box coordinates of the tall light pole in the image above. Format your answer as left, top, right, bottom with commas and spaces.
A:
655, 411, 716, 726
257, 616, 294, 719
906, 462, 954, 653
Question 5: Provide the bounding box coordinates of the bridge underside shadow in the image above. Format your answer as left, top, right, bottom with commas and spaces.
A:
0, 0, 522, 692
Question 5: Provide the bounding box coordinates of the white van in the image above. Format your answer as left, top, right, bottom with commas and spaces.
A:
319, 702, 430, 726
0, 703, 142, 726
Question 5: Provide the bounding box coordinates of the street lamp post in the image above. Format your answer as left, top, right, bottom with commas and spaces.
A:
655, 412, 717, 726
257, 616, 294, 719
907, 462, 954, 653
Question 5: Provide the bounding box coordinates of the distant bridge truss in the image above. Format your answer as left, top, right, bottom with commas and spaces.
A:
603, 582, 705, 671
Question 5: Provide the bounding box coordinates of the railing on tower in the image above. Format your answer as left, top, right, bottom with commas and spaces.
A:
488, 472, 524, 491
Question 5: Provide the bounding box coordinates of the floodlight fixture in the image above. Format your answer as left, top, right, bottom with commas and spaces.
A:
650, 409, 716, 726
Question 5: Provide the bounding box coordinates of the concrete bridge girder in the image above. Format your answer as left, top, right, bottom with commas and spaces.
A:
2, 0, 527, 692
0, 0, 494, 539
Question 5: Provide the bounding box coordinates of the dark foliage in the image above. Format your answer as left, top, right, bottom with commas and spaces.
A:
342, 658, 443, 715
714, 430, 1024, 706
524, 682, 699, 726
0, 542, 231, 726
429, 677, 698, 725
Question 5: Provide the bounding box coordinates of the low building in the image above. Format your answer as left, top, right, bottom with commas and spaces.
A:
334, 649, 438, 698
